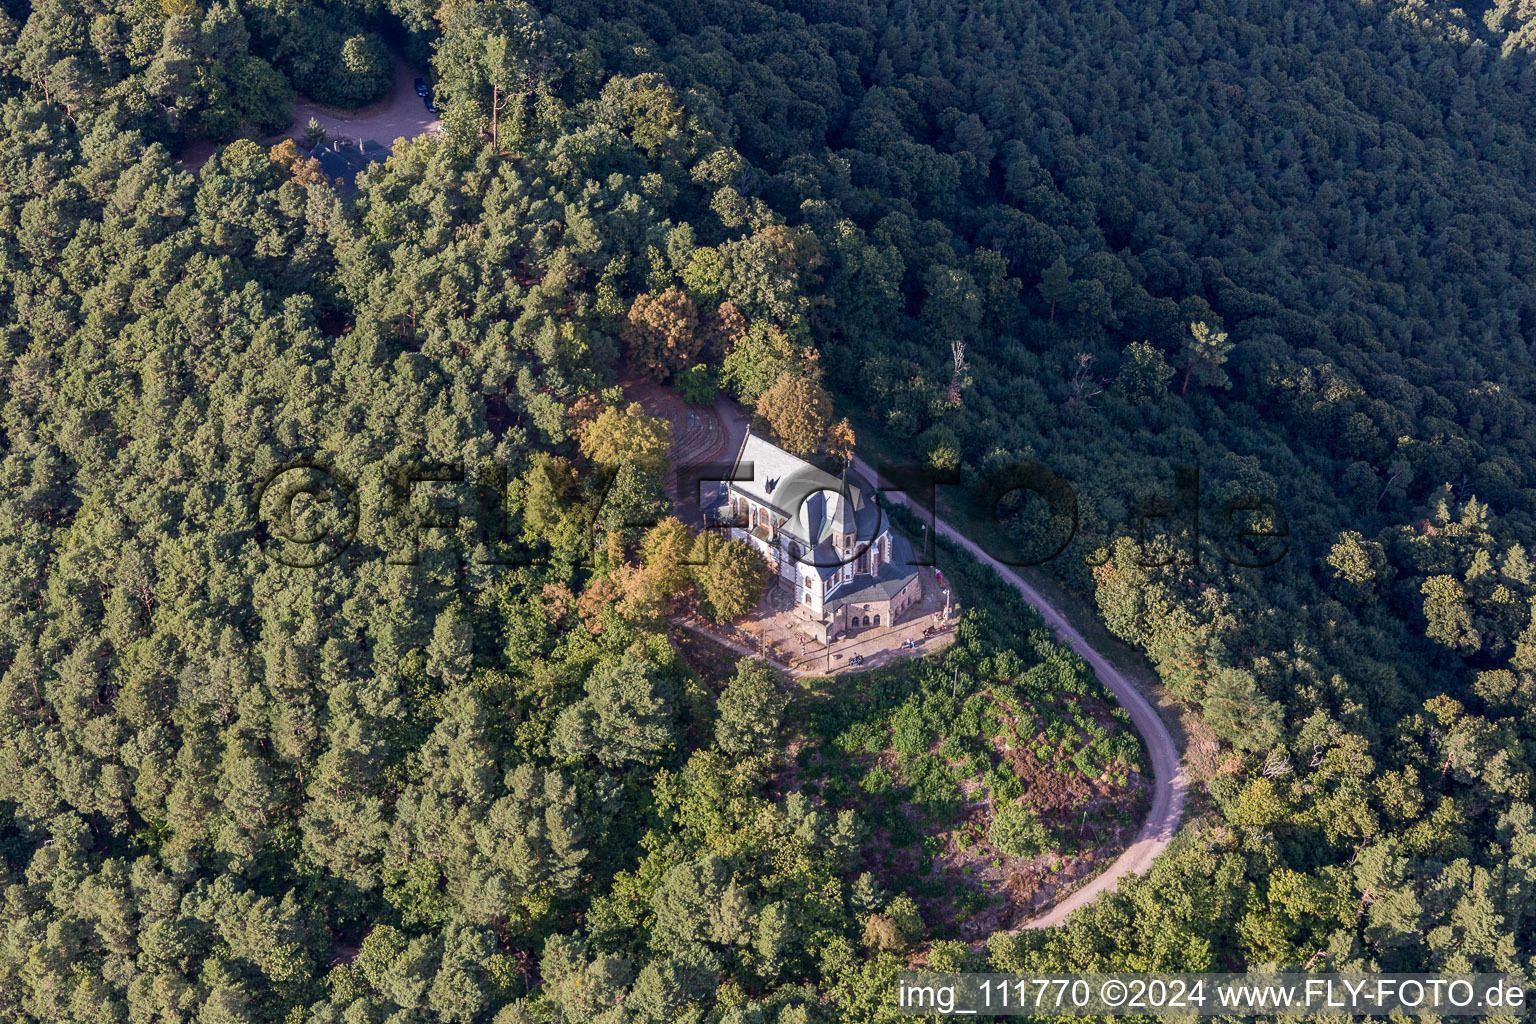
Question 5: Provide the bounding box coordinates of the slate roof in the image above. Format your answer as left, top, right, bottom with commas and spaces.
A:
721, 431, 922, 602
312, 138, 392, 191
731, 433, 821, 512
728, 432, 881, 551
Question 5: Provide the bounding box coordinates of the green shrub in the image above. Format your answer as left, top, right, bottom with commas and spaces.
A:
938, 735, 968, 762
990, 803, 1051, 860
861, 764, 894, 794
890, 701, 933, 755
822, 778, 852, 805
928, 940, 970, 972
988, 768, 1024, 803
675, 364, 718, 404
836, 721, 884, 754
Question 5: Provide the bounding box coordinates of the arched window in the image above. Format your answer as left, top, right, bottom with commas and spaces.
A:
873, 614, 880, 625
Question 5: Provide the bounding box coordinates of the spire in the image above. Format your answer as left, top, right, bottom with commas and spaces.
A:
830, 465, 857, 539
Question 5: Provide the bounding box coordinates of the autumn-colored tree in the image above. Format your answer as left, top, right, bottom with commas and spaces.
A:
825, 417, 856, 467
615, 563, 669, 624
539, 582, 575, 625
622, 288, 700, 381
861, 895, 923, 951
639, 518, 697, 595
566, 393, 606, 435
756, 375, 833, 456
577, 402, 672, 477
268, 139, 328, 185
575, 574, 621, 635
702, 301, 747, 358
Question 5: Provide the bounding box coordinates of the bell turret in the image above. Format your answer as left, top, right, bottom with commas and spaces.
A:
830, 467, 857, 557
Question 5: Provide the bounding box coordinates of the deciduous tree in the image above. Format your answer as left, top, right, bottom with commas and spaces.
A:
697, 539, 771, 622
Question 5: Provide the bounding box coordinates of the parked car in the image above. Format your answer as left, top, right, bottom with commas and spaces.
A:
414, 77, 429, 98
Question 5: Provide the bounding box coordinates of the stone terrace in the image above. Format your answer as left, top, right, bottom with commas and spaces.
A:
728, 565, 956, 677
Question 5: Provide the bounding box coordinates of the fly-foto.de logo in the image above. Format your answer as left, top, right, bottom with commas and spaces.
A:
251, 458, 1289, 571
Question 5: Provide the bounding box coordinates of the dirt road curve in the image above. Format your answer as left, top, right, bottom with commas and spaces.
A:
851, 456, 1188, 931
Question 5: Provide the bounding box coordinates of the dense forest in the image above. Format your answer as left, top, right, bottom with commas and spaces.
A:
4, 0, 1536, 1019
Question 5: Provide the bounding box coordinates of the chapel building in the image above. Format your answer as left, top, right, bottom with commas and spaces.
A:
709, 432, 923, 643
